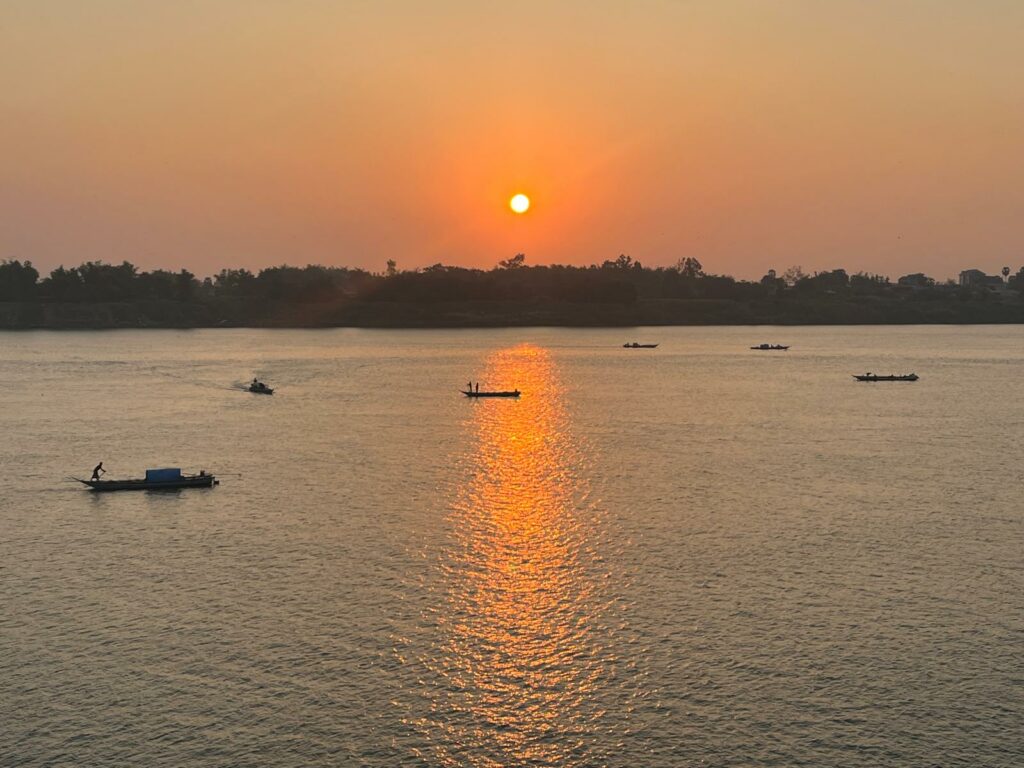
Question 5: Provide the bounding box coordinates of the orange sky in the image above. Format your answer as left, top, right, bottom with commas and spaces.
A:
2, 1, 1023, 279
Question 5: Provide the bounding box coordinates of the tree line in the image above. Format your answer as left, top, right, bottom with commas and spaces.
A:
1, 255, 1004, 305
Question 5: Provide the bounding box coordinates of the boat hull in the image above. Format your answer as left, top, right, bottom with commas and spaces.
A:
853, 375, 918, 382
77, 475, 217, 492
461, 390, 520, 398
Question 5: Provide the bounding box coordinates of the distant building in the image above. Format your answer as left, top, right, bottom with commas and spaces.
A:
959, 269, 1003, 288
959, 269, 985, 286
897, 273, 934, 288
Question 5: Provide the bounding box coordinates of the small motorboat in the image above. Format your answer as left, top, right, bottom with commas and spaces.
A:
623, 342, 658, 348
248, 381, 274, 395
751, 344, 789, 350
74, 467, 217, 492
853, 373, 919, 382
461, 389, 521, 398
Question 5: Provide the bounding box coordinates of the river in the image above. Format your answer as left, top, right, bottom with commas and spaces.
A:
1, 326, 1020, 766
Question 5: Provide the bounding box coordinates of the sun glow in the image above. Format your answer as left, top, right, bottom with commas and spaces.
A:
417, 344, 613, 764
509, 193, 530, 214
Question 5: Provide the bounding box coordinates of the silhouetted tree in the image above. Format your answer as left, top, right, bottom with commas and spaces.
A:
137, 269, 180, 299
175, 269, 197, 301
675, 257, 704, 278
40, 266, 83, 301
1009, 267, 1024, 291
77, 261, 137, 301
602, 254, 635, 270
498, 253, 526, 269
0, 260, 39, 300
782, 265, 807, 286
214, 268, 256, 296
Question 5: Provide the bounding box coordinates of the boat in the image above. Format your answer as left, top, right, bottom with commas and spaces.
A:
853, 373, 919, 382
623, 342, 658, 348
248, 381, 274, 395
74, 467, 217, 492
751, 344, 789, 350
461, 389, 521, 398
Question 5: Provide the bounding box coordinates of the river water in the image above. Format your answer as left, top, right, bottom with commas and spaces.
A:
1, 326, 1021, 766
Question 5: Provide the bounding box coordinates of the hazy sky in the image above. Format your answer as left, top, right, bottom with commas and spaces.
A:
2, 1, 1023, 279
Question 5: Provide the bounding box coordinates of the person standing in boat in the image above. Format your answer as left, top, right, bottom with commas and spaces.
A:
475, 382, 479, 393
467, 381, 472, 392
91, 462, 105, 481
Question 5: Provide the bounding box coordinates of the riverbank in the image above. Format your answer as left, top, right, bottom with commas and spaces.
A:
3, 296, 1024, 328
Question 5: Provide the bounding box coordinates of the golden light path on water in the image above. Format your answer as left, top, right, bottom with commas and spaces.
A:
409, 344, 636, 767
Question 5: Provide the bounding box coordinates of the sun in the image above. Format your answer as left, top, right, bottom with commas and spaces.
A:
509, 193, 530, 214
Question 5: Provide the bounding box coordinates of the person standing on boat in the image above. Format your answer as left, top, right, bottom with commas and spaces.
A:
467, 381, 472, 392
475, 382, 479, 393
91, 462, 105, 481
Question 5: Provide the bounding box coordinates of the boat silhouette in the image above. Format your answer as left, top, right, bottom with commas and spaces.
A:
853, 373, 918, 382
461, 389, 521, 398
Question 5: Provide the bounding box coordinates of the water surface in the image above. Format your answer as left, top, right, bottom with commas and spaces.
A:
1, 326, 1021, 766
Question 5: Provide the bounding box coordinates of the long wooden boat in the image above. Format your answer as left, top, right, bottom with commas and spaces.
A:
249, 383, 274, 395
751, 344, 789, 350
853, 373, 918, 382
623, 343, 658, 348
75, 468, 217, 492
461, 390, 521, 398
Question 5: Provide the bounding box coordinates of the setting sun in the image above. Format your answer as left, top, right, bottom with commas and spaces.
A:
509, 193, 530, 214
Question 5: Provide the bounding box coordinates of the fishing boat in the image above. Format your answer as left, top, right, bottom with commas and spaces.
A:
751, 344, 789, 350
461, 389, 521, 398
623, 342, 658, 348
74, 467, 218, 492
853, 373, 919, 382
248, 381, 274, 395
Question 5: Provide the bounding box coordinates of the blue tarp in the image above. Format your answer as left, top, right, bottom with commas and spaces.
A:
145, 468, 182, 482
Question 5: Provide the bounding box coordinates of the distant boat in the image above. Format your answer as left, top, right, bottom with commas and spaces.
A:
461, 389, 521, 398
74, 467, 217, 492
853, 373, 919, 382
623, 342, 658, 348
751, 343, 789, 350
248, 381, 273, 395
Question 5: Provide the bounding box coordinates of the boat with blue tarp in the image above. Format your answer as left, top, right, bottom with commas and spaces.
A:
75, 467, 217, 491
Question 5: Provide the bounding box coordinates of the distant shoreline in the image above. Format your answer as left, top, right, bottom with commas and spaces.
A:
4, 297, 1024, 329
5, 258, 1024, 328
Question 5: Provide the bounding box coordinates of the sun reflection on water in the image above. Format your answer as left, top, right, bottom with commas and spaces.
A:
410, 344, 624, 767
